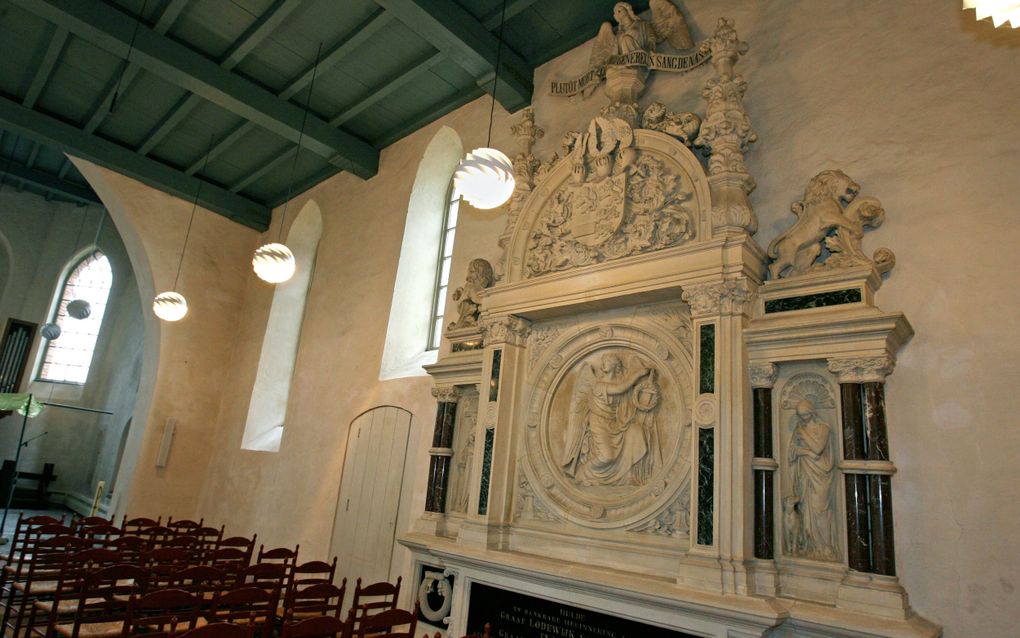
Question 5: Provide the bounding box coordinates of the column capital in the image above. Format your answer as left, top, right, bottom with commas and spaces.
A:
682, 278, 756, 318
827, 355, 895, 383
748, 362, 778, 389
431, 385, 462, 403
480, 314, 531, 347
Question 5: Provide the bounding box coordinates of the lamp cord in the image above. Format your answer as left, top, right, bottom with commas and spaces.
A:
111, 0, 150, 113
278, 42, 323, 242
486, 0, 507, 148
172, 134, 215, 291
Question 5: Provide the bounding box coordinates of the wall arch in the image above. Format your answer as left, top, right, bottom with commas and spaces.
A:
242, 200, 322, 452
379, 126, 463, 380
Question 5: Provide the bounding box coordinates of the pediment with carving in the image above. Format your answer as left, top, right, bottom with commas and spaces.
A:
504, 128, 711, 283
519, 313, 693, 530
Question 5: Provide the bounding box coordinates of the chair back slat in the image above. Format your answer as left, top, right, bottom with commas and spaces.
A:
354, 605, 418, 638
350, 576, 401, 626
283, 581, 347, 623
124, 588, 203, 638
208, 586, 280, 638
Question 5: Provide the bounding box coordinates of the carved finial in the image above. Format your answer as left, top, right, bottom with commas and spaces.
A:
706, 17, 748, 79
767, 170, 895, 279
448, 258, 494, 331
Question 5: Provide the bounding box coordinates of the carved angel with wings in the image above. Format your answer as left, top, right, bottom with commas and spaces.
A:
589, 1, 694, 69
560, 352, 662, 487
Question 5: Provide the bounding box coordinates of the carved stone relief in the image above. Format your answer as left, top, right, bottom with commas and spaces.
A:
519, 309, 693, 531
778, 370, 841, 562
768, 170, 895, 279
523, 127, 699, 278
447, 259, 494, 331
480, 315, 531, 347
447, 389, 479, 514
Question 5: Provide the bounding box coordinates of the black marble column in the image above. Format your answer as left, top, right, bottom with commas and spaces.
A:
839, 381, 896, 575
425, 399, 458, 513
753, 387, 774, 559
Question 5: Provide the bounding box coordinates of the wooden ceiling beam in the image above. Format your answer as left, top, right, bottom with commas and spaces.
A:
0, 96, 270, 229
81, 0, 190, 135
183, 8, 392, 177
329, 52, 444, 128
13, 0, 379, 179
23, 26, 69, 109
374, 0, 533, 112
0, 158, 101, 205
481, 0, 540, 30
137, 0, 306, 157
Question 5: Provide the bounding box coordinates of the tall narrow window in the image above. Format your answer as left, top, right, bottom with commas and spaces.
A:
428, 182, 460, 350
39, 250, 113, 384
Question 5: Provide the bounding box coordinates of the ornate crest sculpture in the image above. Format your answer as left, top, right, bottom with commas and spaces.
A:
767, 170, 895, 279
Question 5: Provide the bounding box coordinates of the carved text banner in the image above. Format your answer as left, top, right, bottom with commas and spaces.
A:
550, 48, 711, 97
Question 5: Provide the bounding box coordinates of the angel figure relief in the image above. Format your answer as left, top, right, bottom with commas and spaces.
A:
590, 1, 695, 72
561, 352, 663, 488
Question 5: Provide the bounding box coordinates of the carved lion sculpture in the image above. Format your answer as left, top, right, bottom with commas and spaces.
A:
767, 170, 864, 279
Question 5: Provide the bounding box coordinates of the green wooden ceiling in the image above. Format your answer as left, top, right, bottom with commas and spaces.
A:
0, 0, 650, 230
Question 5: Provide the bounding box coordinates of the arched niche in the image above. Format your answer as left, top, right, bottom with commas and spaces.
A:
242, 200, 322, 452
379, 126, 463, 380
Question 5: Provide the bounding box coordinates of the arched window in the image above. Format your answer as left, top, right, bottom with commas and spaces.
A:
241, 201, 322, 452
427, 182, 461, 350
39, 250, 113, 384
380, 126, 463, 380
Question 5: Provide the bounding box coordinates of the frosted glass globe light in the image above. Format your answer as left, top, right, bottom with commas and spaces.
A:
66, 299, 92, 320
963, 0, 1020, 27
41, 323, 61, 340
252, 242, 296, 283
153, 291, 188, 322
454, 148, 515, 210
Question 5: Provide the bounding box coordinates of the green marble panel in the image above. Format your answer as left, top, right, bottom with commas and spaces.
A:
699, 324, 715, 394
697, 427, 714, 546
764, 288, 862, 314
477, 427, 495, 515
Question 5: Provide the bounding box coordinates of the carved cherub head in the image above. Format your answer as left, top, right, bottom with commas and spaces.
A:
613, 2, 637, 26
643, 101, 667, 127
795, 399, 816, 422
600, 353, 625, 378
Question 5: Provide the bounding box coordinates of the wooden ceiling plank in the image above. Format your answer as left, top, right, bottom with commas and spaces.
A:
136, 0, 306, 157
0, 156, 101, 204
0, 96, 269, 229
480, 0, 540, 30
25, 142, 41, 169
374, 0, 533, 112
229, 146, 296, 193
14, 0, 378, 179
374, 85, 483, 149
23, 26, 69, 109
330, 51, 443, 127
183, 8, 392, 177
80, 0, 189, 134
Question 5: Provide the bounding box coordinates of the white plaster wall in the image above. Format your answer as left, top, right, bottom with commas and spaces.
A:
75, 1, 1019, 635
0, 187, 144, 508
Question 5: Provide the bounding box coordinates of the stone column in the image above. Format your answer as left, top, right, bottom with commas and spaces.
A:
425, 385, 461, 513
749, 363, 778, 560
694, 18, 758, 235
458, 315, 531, 549
828, 356, 897, 576
681, 277, 755, 594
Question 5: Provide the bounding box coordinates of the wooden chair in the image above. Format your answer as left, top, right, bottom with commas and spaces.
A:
168, 566, 231, 603
282, 559, 339, 617
123, 588, 202, 638
281, 582, 347, 623
3, 535, 87, 638
237, 563, 287, 593
110, 535, 149, 565
206, 586, 280, 638
178, 622, 254, 638
70, 516, 114, 532
211, 537, 256, 572
137, 526, 177, 550
281, 613, 354, 638
353, 605, 418, 638
145, 548, 197, 590
1, 514, 65, 564
192, 527, 225, 562
166, 518, 205, 534
255, 546, 298, 584
27, 547, 124, 628
349, 577, 401, 629
121, 516, 163, 534
79, 525, 122, 548
44, 564, 149, 638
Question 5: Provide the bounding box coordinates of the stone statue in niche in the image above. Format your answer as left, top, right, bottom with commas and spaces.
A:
786, 399, 838, 561
641, 102, 701, 147
561, 352, 662, 486
767, 170, 895, 279
448, 259, 494, 331
448, 393, 478, 514
590, 1, 694, 69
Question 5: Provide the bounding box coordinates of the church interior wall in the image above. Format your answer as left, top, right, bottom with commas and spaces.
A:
58, 1, 1020, 635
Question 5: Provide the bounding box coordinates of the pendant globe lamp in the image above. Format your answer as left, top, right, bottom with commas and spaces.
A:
253, 43, 323, 284
454, 0, 515, 210
153, 135, 215, 322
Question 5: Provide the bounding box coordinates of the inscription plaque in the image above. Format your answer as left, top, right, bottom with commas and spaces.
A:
467, 583, 699, 638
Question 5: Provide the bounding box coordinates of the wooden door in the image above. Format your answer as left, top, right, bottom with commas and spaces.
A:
329, 406, 412, 584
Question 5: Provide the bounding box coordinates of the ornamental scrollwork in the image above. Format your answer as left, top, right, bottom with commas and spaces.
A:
826, 356, 895, 383
681, 278, 755, 317
749, 362, 778, 389
480, 315, 531, 347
